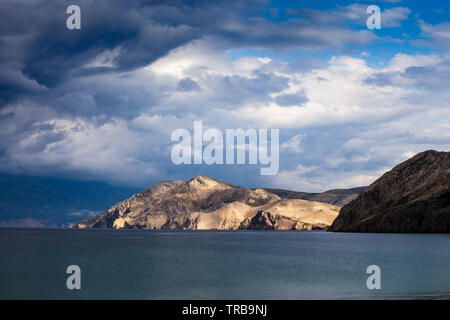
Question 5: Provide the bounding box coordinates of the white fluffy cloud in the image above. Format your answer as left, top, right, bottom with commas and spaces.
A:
1, 39, 449, 191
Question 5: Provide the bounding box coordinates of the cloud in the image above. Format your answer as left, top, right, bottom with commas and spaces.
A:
2, 45, 449, 190
281, 134, 305, 153
67, 210, 100, 218
0, 1, 448, 192
83, 47, 122, 69
0, 0, 387, 104
0, 0, 199, 98
416, 20, 450, 49
177, 78, 201, 92
274, 91, 308, 107
380, 7, 411, 27
333, 4, 410, 28
272, 166, 383, 193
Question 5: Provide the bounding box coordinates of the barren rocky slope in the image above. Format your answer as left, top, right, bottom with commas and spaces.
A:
330, 150, 450, 233
263, 187, 366, 206
71, 175, 340, 230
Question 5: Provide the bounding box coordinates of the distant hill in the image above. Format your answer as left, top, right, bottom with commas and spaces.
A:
330, 150, 450, 233
262, 187, 366, 207
0, 172, 366, 229
71, 175, 341, 231
0, 173, 141, 228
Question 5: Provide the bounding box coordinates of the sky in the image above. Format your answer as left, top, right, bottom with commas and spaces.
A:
0, 0, 449, 192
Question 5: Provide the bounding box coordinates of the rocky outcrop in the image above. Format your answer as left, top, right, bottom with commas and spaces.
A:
239, 208, 330, 231
330, 150, 450, 233
71, 175, 340, 230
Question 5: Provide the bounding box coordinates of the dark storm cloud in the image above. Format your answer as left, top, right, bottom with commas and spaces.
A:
3, 0, 444, 190
0, 0, 379, 104
0, 0, 199, 101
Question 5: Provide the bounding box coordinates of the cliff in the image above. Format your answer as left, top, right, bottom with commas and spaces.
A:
330, 150, 450, 233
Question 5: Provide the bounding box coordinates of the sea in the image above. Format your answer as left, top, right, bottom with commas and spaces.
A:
0, 228, 449, 299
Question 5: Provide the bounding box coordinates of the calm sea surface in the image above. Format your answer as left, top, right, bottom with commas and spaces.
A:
0, 228, 449, 299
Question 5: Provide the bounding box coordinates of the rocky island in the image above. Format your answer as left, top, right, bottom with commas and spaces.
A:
70, 175, 341, 230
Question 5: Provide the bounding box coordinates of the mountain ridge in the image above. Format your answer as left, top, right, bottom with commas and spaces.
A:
330, 150, 450, 233
261, 186, 366, 207
0, 172, 141, 227
71, 175, 342, 230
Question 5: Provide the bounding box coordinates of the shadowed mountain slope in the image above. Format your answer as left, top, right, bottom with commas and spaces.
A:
330, 150, 450, 233
263, 187, 366, 207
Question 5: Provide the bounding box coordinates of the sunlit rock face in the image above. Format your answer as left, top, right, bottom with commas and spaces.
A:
71, 175, 340, 230
330, 150, 450, 233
